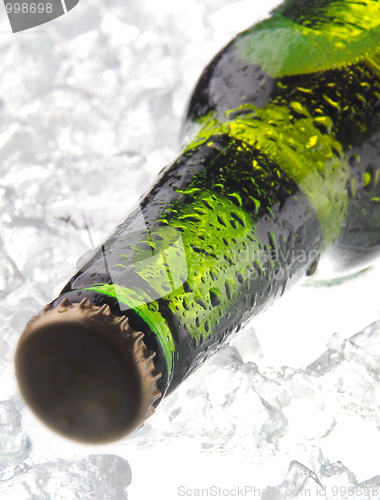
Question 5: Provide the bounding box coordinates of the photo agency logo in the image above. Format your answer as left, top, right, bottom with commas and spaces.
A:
67, 204, 317, 316
3, 0, 79, 32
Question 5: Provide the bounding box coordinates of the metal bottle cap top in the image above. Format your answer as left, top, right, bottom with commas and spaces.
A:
15, 297, 162, 443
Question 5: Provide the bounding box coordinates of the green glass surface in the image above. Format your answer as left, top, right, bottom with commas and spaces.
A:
235, 0, 380, 77
75, 0, 380, 387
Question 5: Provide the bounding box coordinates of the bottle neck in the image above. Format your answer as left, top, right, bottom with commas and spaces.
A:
60, 136, 323, 391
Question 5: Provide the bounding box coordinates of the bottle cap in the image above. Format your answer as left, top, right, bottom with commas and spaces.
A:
15, 297, 162, 443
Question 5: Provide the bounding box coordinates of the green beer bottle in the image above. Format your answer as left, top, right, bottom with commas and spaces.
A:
15, 0, 380, 443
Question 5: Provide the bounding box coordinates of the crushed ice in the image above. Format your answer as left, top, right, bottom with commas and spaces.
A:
0, 454, 131, 499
